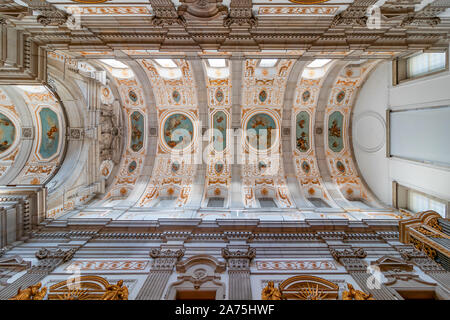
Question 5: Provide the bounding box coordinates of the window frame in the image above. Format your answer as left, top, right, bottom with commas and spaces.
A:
392, 50, 449, 85
393, 182, 449, 218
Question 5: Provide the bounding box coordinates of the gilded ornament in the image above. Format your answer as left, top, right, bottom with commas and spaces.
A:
9, 282, 47, 300
101, 280, 129, 300
342, 283, 374, 300
294, 283, 327, 300
261, 281, 282, 300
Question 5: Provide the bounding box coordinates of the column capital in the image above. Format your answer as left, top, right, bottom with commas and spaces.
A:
149, 248, 185, 271
222, 247, 256, 271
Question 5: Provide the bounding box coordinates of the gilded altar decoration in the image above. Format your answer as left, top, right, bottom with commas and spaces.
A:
48, 276, 129, 300
294, 283, 327, 300
58, 288, 89, 300
342, 284, 374, 300
9, 282, 47, 300
102, 280, 129, 300
261, 281, 282, 300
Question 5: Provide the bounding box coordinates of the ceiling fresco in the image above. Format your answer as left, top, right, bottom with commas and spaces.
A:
245, 113, 277, 151
136, 58, 199, 211
163, 113, 194, 151
0, 48, 403, 221
0, 112, 16, 154
38, 107, 60, 160
292, 60, 336, 210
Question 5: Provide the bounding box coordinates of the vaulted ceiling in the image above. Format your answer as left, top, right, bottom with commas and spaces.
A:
1, 0, 449, 221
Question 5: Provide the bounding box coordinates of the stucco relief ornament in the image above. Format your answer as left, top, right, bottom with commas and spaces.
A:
342, 283, 374, 300
178, 0, 228, 20
101, 280, 129, 300
223, 0, 257, 28
261, 281, 282, 300
9, 282, 47, 300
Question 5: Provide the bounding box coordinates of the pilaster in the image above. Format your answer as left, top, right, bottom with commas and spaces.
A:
222, 247, 255, 300
330, 247, 397, 300
135, 248, 185, 300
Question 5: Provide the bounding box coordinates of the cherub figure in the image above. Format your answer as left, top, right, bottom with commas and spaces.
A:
342, 283, 374, 300
261, 281, 282, 300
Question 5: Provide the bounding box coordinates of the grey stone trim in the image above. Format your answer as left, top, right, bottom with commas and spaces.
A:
135, 248, 184, 300
222, 248, 255, 300
0, 247, 76, 300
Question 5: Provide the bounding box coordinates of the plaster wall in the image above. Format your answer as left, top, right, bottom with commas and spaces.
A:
353, 59, 450, 206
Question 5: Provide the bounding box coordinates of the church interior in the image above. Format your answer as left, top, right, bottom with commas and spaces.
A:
0, 0, 449, 301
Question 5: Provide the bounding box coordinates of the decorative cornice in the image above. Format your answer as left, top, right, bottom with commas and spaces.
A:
149, 248, 185, 259
222, 247, 256, 260
35, 247, 77, 262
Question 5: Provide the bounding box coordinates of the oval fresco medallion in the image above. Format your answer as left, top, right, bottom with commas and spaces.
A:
128, 160, 137, 173
172, 90, 181, 103
246, 113, 277, 150
328, 111, 344, 153
336, 160, 345, 173
171, 161, 180, 173
301, 161, 310, 174
258, 90, 267, 103
215, 89, 224, 103
163, 113, 194, 150
213, 111, 227, 152
258, 161, 267, 171
39, 108, 60, 159
128, 90, 138, 103
302, 90, 311, 103
296, 111, 310, 152
130, 111, 144, 152
336, 90, 346, 104
215, 162, 224, 174
0, 113, 16, 155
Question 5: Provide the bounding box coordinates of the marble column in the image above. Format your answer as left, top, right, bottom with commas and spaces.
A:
330, 247, 398, 300
399, 246, 450, 291
222, 247, 256, 300
0, 247, 76, 300
135, 248, 184, 300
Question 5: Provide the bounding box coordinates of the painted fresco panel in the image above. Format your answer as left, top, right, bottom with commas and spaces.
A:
163, 113, 194, 150
39, 108, 60, 159
328, 111, 344, 153
0, 113, 16, 154
130, 111, 144, 152
213, 111, 227, 152
246, 113, 277, 150
296, 111, 310, 152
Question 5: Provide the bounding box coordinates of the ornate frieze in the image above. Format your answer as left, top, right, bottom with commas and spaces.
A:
256, 260, 337, 271
65, 260, 149, 271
